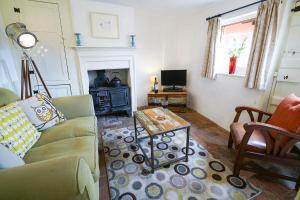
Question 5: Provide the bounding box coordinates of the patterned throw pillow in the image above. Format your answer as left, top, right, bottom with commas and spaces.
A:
0, 102, 41, 158
18, 93, 66, 131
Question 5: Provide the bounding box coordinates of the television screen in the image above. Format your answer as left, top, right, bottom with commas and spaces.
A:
161, 70, 187, 86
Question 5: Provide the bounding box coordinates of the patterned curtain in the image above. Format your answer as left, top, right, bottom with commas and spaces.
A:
245, 0, 280, 90
202, 17, 220, 79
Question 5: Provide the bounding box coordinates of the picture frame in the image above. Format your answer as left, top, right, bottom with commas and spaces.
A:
90, 12, 119, 39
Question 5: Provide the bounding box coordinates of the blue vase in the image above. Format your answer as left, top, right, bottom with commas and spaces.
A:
130, 35, 136, 48
75, 33, 81, 46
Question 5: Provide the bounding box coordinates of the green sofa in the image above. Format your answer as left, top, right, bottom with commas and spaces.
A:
0, 88, 99, 200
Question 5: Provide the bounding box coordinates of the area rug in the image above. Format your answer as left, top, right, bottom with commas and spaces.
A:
99, 115, 123, 127
102, 125, 261, 200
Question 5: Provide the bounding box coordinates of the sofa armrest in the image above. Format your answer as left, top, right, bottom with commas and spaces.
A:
52, 95, 95, 119
0, 157, 96, 200
296, 189, 300, 200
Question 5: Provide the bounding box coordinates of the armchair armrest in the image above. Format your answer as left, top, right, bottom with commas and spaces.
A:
234, 106, 272, 123
0, 157, 96, 200
244, 122, 300, 141
52, 95, 95, 119
241, 122, 300, 155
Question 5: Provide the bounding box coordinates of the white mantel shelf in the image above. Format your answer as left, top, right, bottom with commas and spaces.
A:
71, 46, 136, 50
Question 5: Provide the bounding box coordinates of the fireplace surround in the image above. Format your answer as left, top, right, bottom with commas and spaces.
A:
74, 47, 137, 114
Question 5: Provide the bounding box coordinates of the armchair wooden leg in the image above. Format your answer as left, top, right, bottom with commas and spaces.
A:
233, 150, 244, 177
228, 132, 233, 149
296, 176, 300, 190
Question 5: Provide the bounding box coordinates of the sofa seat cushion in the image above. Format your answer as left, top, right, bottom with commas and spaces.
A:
24, 136, 99, 181
230, 122, 266, 153
34, 116, 97, 147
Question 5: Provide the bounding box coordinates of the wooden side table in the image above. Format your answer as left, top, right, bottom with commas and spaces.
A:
147, 91, 187, 112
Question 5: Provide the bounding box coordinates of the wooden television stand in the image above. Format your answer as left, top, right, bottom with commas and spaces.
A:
147, 91, 187, 113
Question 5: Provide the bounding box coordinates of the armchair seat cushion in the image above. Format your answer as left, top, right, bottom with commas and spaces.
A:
34, 116, 97, 147
24, 136, 99, 182
230, 122, 266, 153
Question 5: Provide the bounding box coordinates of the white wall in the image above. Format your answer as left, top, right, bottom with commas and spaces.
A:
162, 0, 271, 130
135, 10, 166, 106
70, 0, 275, 124
69, 1, 166, 107
70, 0, 135, 47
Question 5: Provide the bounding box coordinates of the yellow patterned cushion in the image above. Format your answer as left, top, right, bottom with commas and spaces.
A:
0, 102, 41, 158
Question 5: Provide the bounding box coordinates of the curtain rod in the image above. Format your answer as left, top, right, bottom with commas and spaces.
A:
206, 0, 266, 21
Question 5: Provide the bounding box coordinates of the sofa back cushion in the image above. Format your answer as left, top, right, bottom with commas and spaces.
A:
268, 94, 300, 146
0, 88, 19, 108
0, 102, 41, 158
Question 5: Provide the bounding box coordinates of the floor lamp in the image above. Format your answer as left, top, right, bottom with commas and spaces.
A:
5, 22, 51, 100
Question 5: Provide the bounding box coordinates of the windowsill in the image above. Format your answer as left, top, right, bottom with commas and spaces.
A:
217, 73, 245, 78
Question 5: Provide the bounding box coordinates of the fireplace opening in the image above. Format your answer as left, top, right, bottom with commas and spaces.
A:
89, 69, 132, 117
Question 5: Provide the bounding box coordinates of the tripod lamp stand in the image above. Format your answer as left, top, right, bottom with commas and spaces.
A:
5, 22, 51, 99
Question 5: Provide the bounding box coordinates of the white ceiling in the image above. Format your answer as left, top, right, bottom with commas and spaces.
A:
95, 0, 222, 12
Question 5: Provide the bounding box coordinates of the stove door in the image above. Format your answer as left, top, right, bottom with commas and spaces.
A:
110, 88, 129, 108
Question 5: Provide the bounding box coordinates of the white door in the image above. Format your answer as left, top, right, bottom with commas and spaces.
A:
268, 11, 300, 112
15, 0, 72, 97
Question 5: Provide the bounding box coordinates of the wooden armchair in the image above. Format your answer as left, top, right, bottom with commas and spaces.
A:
228, 106, 300, 189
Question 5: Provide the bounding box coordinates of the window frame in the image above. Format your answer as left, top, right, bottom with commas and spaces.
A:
215, 11, 257, 77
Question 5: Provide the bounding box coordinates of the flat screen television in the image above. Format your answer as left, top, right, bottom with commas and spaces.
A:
161, 70, 186, 90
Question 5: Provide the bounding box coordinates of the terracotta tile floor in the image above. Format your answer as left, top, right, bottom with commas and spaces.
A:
97, 109, 297, 200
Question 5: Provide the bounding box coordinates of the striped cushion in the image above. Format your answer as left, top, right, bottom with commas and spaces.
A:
0, 102, 41, 158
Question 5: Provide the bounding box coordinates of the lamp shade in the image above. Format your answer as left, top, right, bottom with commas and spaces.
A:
5, 22, 37, 49
150, 75, 157, 84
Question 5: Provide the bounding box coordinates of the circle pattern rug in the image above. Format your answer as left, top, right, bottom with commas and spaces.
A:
102, 127, 261, 200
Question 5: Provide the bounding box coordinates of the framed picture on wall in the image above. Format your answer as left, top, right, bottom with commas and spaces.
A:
90, 12, 119, 39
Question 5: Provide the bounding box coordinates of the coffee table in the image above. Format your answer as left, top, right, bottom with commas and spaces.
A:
134, 107, 191, 173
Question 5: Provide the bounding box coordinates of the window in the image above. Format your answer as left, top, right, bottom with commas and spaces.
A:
215, 13, 256, 76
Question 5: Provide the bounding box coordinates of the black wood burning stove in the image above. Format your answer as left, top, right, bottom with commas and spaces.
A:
90, 86, 131, 116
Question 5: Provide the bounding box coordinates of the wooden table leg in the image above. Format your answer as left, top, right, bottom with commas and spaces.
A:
185, 127, 190, 162
134, 114, 137, 143
150, 136, 154, 174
